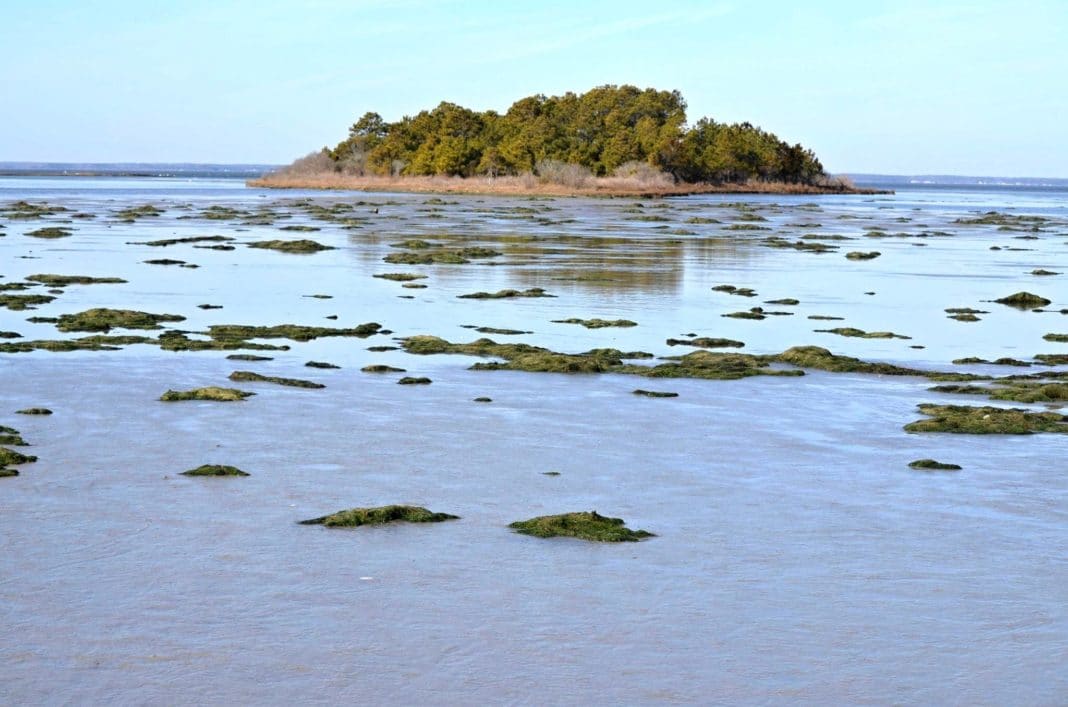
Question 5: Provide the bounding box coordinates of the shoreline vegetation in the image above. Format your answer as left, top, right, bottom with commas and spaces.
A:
251, 84, 885, 197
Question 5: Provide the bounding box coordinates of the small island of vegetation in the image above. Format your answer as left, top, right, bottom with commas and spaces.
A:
252, 85, 874, 196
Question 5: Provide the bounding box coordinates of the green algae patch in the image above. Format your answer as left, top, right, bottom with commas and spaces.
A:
226, 354, 273, 361
207, 322, 380, 342
666, 337, 744, 349
508, 511, 654, 542
0, 335, 155, 353
814, 327, 911, 340
765, 298, 800, 305
637, 350, 798, 381
722, 309, 766, 320
465, 326, 531, 335
0, 469, 18, 478
305, 360, 340, 369
362, 364, 406, 373
228, 371, 325, 389
0, 294, 55, 311
772, 346, 922, 376
56, 308, 185, 332
16, 408, 52, 415
132, 235, 233, 247
904, 404, 1068, 434
552, 318, 636, 328
398, 376, 432, 384
633, 389, 678, 398
247, 239, 335, 253
953, 357, 1031, 367
845, 251, 881, 260
459, 288, 554, 299
180, 464, 250, 477
0, 447, 37, 467
1031, 269, 1060, 276
299, 505, 459, 527
373, 272, 427, 281
908, 459, 962, 471
1043, 333, 1068, 342
712, 285, 757, 297
26, 274, 126, 287
1036, 354, 1068, 365
160, 386, 255, 402
994, 292, 1051, 309
949, 313, 981, 322
25, 226, 73, 239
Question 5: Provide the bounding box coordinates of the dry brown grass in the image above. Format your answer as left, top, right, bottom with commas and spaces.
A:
248, 172, 882, 197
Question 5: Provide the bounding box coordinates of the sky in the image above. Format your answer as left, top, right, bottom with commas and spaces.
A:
2, 0, 1066, 176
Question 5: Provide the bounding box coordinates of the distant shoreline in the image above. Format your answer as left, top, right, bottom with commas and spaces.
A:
246, 173, 890, 197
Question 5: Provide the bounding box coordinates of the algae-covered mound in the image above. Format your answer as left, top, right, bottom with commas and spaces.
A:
633, 389, 678, 398
0, 425, 28, 446
994, 292, 1051, 309
247, 239, 335, 253
508, 511, 654, 542
814, 327, 911, 340
908, 459, 962, 471
180, 464, 250, 477
207, 322, 381, 342
397, 376, 432, 385
552, 318, 636, 328
665, 337, 745, 349
160, 386, 255, 402
55, 308, 185, 332
25, 226, 73, 239
305, 360, 340, 369
16, 408, 52, 415
0, 294, 56, 311
772, 346, 922, 376
0, 446, 37, 467
373, 272, 426, 281
26, 274, 126, 287
458, 288, 554, 299
904, 403, 1068, 434
845, 251, 881, 260
299, 505, 459, 527
362, 364, 406, 373
228, 371, 325, 389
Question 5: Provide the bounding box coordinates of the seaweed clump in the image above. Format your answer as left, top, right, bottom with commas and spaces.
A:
552, 318, 637, 328
814, 327, 911, 340
180, 464, 250, 477
26, 274, 126, 287
908, 459, 962, 471
633, 389, 678, 398
207, 322, 380, 342
459, 288, 554, 299
508, 511, 654, 542
247, 239, 335, 253
25, 227, 73, 239
55, 308, 185, 332
665, 337, 744, 349
228, 371, 325, 389
299, 505, 459, 527
904, 404, 1068, 434
16, 408, 52, 415
845, 251, 881, 260
160, 387, 255, 402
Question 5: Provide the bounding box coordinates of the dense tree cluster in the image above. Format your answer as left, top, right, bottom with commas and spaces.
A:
327, 85, 825, 184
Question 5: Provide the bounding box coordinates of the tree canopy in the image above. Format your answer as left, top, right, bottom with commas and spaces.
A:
327, 85, 825, 184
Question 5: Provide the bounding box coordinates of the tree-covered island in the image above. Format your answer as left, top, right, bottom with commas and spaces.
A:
253, 85, 872, 195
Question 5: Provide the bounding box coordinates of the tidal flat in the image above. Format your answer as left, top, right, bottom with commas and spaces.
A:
1, 176, 1067, 704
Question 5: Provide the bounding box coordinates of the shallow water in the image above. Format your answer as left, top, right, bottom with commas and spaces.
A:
1, 178, 1067, 704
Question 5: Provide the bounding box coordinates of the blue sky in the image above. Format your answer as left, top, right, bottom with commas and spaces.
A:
3, 0, 1066, 176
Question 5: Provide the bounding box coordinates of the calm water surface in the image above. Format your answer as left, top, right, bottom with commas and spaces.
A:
1, 178, 1066, 704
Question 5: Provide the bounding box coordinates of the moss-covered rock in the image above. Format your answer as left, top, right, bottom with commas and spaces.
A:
299, 505, 459, 527
814, 327, 911, 340
665, 337, 744, 349
228, 371, 325, 389
25, 226, 73, 239
551, 317, 636, 328
55, 308, 185, 332
0, 294, 56, 311
459, 288, 554, 299
994, 292, 1051, 309
226, 354, 274, 361
362, 364, 406, 373
397, 376, 432, 384
247, 239, 335, 253
908, 459, 962, 471
0, 447, 37, 466
26, 274, 126, 287
845, 251, 881, 260
15, 408, 52, 415
207, 322, 380, 342
180, 464, 250, 477
904, 404, 1068, 434
373, 272, 427, 281
508, 511, 654, 542
632, 389, 678, 398
132, 235, 232, 247
160, 387, 255, 402
305, 361, 340, 369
